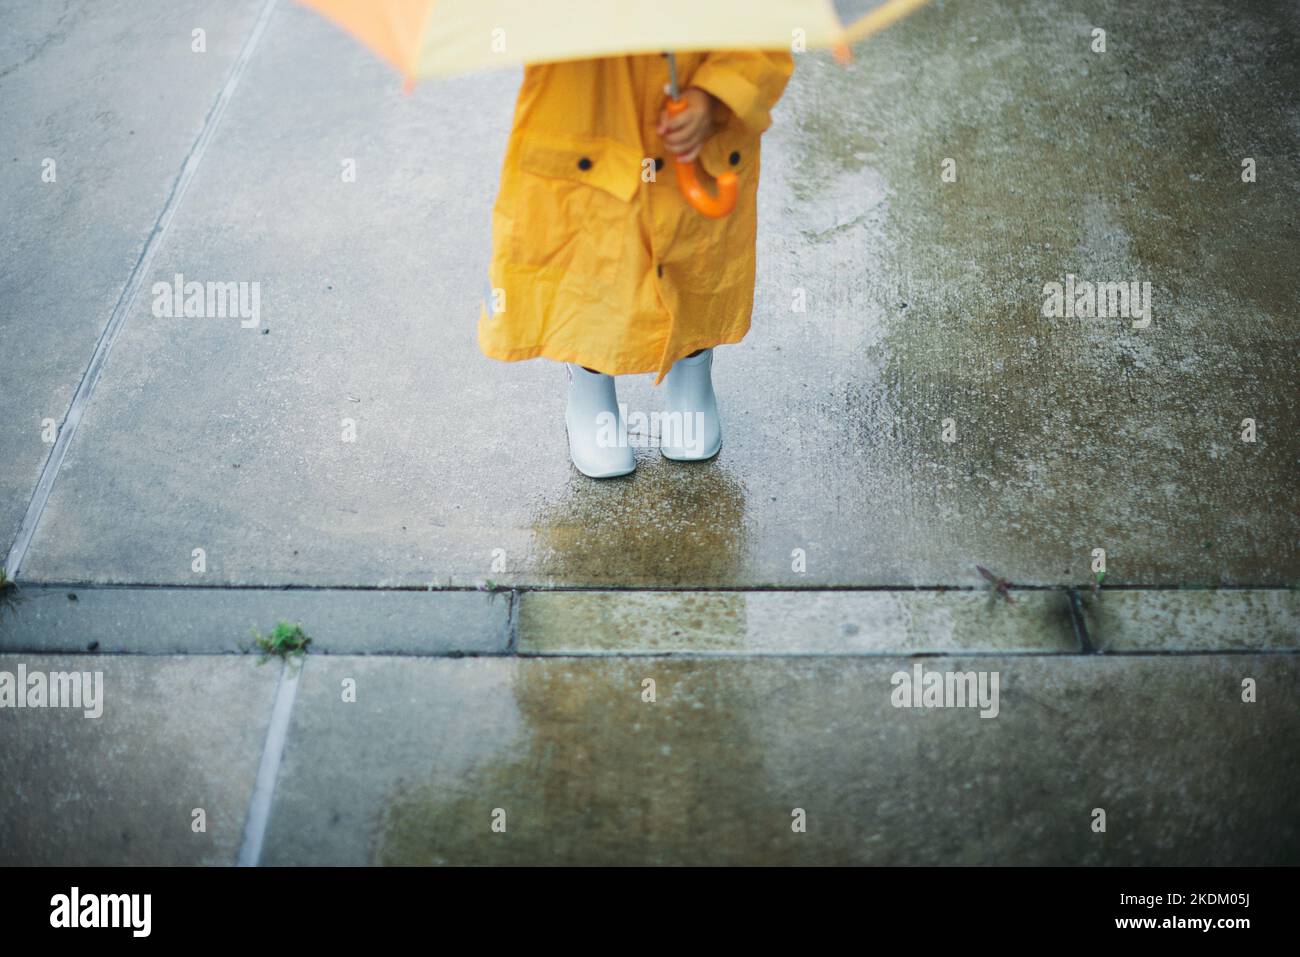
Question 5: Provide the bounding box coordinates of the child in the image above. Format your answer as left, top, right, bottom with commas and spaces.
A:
479, 52, 794, 477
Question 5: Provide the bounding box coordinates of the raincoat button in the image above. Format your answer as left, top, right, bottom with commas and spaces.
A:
654, 157, 664, 171
657, 264, 664, 278
729, 151, 741, 166
578, 157, 593, 171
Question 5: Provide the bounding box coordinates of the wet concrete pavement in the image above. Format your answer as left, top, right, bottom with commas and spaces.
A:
3, 0, 1296, 588
0, 0, 1296, 864
0, 654, 279, 865
3, 649, 1296, 865
266, 654, 1299, 867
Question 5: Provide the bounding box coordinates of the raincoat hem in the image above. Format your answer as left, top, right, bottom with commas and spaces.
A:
478, 325, 752, 383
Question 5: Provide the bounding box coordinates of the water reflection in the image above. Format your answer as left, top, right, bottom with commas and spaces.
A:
527, 456, 752, 586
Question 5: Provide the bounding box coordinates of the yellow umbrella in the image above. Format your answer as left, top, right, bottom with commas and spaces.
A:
296, 0, 930, 216
297, 0, 930, 81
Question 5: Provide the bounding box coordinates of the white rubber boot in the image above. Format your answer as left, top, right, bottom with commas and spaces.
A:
565, 364, 636, 478
660, 349, 722, 461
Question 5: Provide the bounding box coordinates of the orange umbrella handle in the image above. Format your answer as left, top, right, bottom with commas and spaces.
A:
666, 98, 737, 219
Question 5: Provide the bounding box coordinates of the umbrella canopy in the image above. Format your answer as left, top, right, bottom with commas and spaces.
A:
298, 0, 930, 84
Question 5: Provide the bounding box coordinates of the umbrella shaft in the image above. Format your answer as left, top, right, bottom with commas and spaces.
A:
666, 52, 679, 101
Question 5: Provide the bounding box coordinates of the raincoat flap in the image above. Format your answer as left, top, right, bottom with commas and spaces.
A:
519, 133, 642, 204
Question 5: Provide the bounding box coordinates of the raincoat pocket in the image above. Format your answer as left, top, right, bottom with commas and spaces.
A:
697, 122, 758, 182
507, 133, 642, 293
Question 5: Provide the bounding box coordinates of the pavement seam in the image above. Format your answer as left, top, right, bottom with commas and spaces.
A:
2, 0, 281, 582
8, 581, 1296, 593
509, 648, 1300, 659
1067, 588, 1095, 654
506, 588, 521, 653
0, 649, 1288, 661
3, 586, 1294, 657
236, 655, 301, 867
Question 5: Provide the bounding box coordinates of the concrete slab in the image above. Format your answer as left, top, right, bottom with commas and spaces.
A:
261, 654, 1300, 865
517, 589, 1079, 654
15, 0, 1300, 588
1080, 588, 1300, 652
0, 654, 279, 865
16, 0, 526, 588
0, 585, 509, 655
0, 0, 268, 559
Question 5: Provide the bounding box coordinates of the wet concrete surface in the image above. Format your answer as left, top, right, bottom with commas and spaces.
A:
1, 0, 1297, 866
4, 583, 1294, 656
0, 654, 279, 865
0, 584, 509, 655
0, 0, 267, 561
3, 629, 1293, 865
1080, 588, 1300, 652
517, 588, 1081, 654
4, 0, 1294, 588
262, 654, 1300, 866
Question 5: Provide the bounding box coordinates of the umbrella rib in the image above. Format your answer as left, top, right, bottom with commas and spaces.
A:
409, 0, 440, 83
843, 0, 932, 44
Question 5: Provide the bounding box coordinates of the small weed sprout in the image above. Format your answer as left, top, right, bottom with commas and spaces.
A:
251, 620, 311, 665
0, 569, 22, 618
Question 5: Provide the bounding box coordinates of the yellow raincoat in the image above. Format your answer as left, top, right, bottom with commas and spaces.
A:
479, 51, 794, 383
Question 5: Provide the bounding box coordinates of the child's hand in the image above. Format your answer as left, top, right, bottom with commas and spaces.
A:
657, 88, 720, 164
